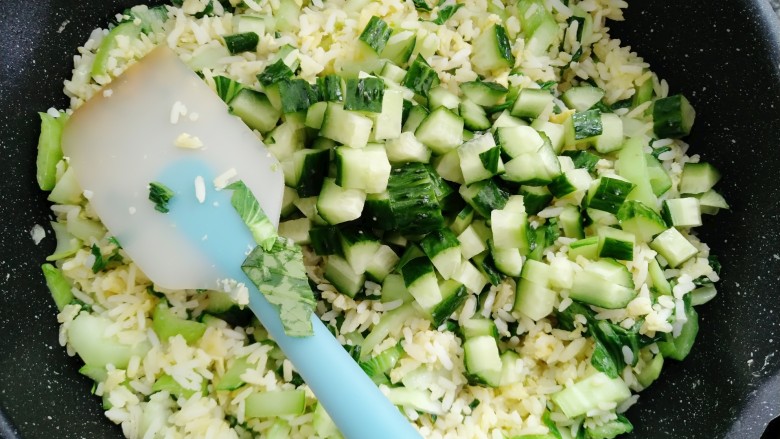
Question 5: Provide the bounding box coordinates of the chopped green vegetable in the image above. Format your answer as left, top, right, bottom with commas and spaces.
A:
412, 0, 432, 11
359, 16, 392, 53
148, 181, 175, 213
41, 263, 74, 311
402, 55, 440, 97
258, 59, 295, 86
36, 112, 68, 191
226, 180, 278, 251
214, 75, 244, 103
278, 79, 318, 113
429, 4, 463, 25
224, 32, 260, 54
242, 238, 317, 337
90, 244, 107, 273
344, 77, 385, 113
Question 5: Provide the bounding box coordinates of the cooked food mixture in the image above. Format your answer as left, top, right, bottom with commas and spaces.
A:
37, 0, 729, 437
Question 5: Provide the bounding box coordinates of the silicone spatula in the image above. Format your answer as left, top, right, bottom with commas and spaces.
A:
61, 46, 420, 439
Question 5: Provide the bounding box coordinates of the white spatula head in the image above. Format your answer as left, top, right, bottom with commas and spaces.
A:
61, 46, 284, 290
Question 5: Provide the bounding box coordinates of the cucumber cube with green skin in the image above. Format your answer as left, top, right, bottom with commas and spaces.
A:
662, 197, 702, 228
617, 200, 667, 243
653, 94, 696, 139
319, 103, 373, 149
365, 245, 400, 283
650, 227, 699, 268
510, 88, 554, 119
153, 303, 207, 344
316, 178, 366, 225
561, 85, 605, 112
679, 162, 721, 194
569, 258, 635, 308
645, 153, 673, 196
520, 185, 553, 216
324, 254, 365, 297
470, 24, 515, 74
430, 280, 469, 327
587, 176, 636, 214
552, 372, 631, 418
459, 81, 508, 107
463, 335, 503, 387
568, 236, 599, 261
597, 227, 635, 261
559, 205, 584, 239
245, 390, 306, 418
513, 277, 557, 321
420, 228, 462, 280
415, 107, 464, 154
695, 189, 730, 215
402, 258, 442, 312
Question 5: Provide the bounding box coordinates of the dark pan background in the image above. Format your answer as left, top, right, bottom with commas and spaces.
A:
0, 0, 778, 438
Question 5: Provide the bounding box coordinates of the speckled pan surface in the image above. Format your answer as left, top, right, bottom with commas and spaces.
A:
0, 0, 778, 438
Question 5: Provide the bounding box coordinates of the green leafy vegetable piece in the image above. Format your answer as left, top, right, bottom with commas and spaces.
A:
226, 180, 278, 251
413, 0, 432, 11
91, 244, 107, 273
257, 59, 294, 86
430, 4, 463, 25
241, 238, 317, 337
148, 181, 174, 213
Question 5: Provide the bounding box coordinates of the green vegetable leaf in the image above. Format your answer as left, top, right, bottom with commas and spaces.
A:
257, 59, 294, 86
148, 181, 174, 213
591, 338, 620, 378
429, 3, 463, 25
90, 244, 107, 273
412, 0, 432, 11
241, 238, 316, 337
226, 180, 278, 251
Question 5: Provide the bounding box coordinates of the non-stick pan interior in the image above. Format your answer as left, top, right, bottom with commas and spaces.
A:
0, 1, 778, 438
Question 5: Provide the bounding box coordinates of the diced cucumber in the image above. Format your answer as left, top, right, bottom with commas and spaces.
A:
559, 205, 585, 239
153, 303, 207, 344
459, 179, 509, 218
460, 99, 492, 131
41, 264, 74, 311
513, 277, 556, 321
471, 24, 515, 74
402, 258, 442, 312
385, 132, 431, 164
335, 145, 391, 194
645, 153, 673, 196
460, 81, 508, 107
380, 30, 417, 65
340, 228, 381, 275
216, 356, 252, 391
324, 254, 365, 297
36, 112, 67, 191
305, 101, 328, 129
68, 312, 151, 368
433, 148, 464, 184
551, 372, 632, 418
428, 85, 460, 111
694, 189, 729, 215
510, 88, 553, 119
316, 178, 366, 224
381, 273, 413, 304
561, 85, 605, 112
370, 90, 404, 141
615, 137, 657, 208
491, 243, 524, 277
592, 113, 624, 153
385, 387, 444, 415
548, 169, 592, 200
415, 107, 464, 154
224, 32, 259, 54
658, 297, 699, 360
452, 259, 488, 294
47, 167, 82, 205
617, 200, 667, 243
320, 103, 374, 149
587, 176, 636, 214
570, 259, 636, 308
457, 224, 488, 260
278, 218, 311, 245
402, 54, 440, 97
491, 208, 531, 252
679, 162, 721, 195
463, 335, 502, 387
245, 390, 306, 418
365, 245, 400, 283
458, 133, 504, 185
420, 228, 462, 280
653, 94, 695, 139
650, 228, 698, 268
358, 16, 392, 54
228, 88, 281, 133
430, 280, 469, 327
597, 227, 635, 261
662, 198, 702, 228
403, 104, 428, 133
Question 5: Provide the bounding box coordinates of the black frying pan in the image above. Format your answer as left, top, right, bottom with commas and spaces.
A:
0, 1, 778, 438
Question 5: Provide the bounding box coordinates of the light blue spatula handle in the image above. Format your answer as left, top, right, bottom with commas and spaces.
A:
160, 159, 421, 439
232, 267, 421, 439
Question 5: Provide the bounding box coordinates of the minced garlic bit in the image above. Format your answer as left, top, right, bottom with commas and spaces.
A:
174, 132, 203, 149
83, 189, 94, 200
102, 89, 114, 98
213, 168, 238, 190
194, 175, 206, 203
